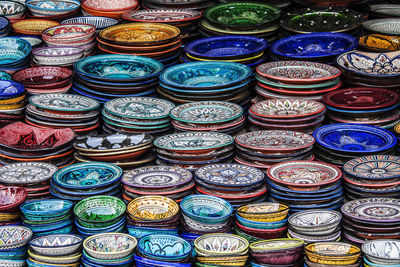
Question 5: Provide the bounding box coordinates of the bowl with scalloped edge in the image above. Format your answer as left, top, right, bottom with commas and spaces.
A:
83, 233, 137, 260
29, 234, 83, 256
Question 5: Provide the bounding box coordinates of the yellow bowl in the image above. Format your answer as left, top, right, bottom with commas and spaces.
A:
11, 19, 59, 36
237, 202, 289, 222
28, 250, 81, 265
127, 195, 179, 222
305, 242, 361, 265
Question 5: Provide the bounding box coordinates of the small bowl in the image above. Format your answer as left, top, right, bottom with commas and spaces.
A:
42, 24, 96, 43
0, 186, 27, 212
127, 196, 179, 222
0, 0, 25, 18
138, 234, 191, 261
83, 233, 137, 260
26, 0, 80, 17
362, 239, 400, 265
74, 196, 126, 224
288, 209, 342, 235
29, 234, 83, 256
194, 233, 249, 256
0, 37, 32, 67
33, 46, 84, 65
305, 242, 361, 265
237, 202, 289, 222
61, 16, 118, 30
0, 226, 32, 250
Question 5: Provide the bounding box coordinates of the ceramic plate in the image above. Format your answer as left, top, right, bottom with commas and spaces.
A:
343, 155, 400, 180
122, 9, 202, 23
82, 0, 138, 11
288, 209, 342, 228
0, 162, 57, 184
0, 80, 25, 98
370, 5, 400, 17
363, 18, 400, 35
29, 94, 100, 112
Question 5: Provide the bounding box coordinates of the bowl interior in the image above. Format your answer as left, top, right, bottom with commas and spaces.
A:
12, 67, 72, 84
74, 197, 126, 222
128, 196, 179, 221
0, 187, 25, 207
139, 235, 191, 258
196, 234, 248, 254
238, 203, 288, 215
250, 238, 303, 251
21, 199, 72, 215
181, 196, 232, 220
306, 242, 361, 257
362, 240, 400, 260
85, 234, 136, 253
30, 234, 82, 248
0, 226, 31, 246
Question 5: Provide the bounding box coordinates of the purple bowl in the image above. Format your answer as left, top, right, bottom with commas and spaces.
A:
251, 246, 303, 265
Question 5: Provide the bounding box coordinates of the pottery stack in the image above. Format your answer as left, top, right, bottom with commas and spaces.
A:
304, 242, 362, 267
122, 166, 194, 203
234, 130, 315, 171
194, 164, 267, 209
20, 199, 74, 237
255, 61, 342, 101
0, 37, 31, 69
362, 239, 400, 267
0, 80, 26, 126
343, 155, 400, 200
81, 0, 139, 19
0, 226, 32, 267
126, 196, 180, 239
0, 186, 27, 226
170, 101, 245, 135
74, 196, 127, 238
25, 0, 80, 20
248, 99, 326, 134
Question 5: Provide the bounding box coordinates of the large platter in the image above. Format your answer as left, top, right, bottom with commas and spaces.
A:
343, 155, 400, 180
0, 162, 57, 184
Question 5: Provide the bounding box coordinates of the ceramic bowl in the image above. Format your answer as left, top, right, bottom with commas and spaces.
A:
11, 66, 72, 87
288, 209, 342, 235
180, 195, 233, 224
83, 233, 137, 260
29, 234, 82, 256
81, 0, 138, 12
305, 242, 361, 265
250, 239, 304, 265
26, 0, 80, 16
42, 24, 96, 43
122, 9, 201, 24
74, 196, 126, 223
28, 250, 81, 264
362, 239, 400, 265
237, 202, 289, 222
250, 238, 303, 253
61, 16, 118, 30
0, 37, 32, 67
0, 0, 25, 18
236, 214, 287, 230
127, 196, 179, 222
0, 186, 27, 212
11, 19, 60, 36
20, 199, 73, 218
0, 259, 25, 266
33, 47, 84, 66
194, 233, 249, 256
0, 226, 32, 250
138, 234, 191, 261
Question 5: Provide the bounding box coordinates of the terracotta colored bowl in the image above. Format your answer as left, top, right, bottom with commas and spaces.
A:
0, 186, 27, 212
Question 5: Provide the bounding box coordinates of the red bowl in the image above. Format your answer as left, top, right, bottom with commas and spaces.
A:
0, 186, 27, 212
236, 222, 287, 239
251, 246, 303, 265
12, 66, 72, 87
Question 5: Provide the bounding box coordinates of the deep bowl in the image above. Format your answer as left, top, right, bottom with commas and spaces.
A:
26, 0, 80, 16
74, 196, 126, 224
0, 37, 32, 67
138, 234, 191, 261
305, 242, 361, 265
29, 234, 83, 256
362, 239, 400, 265
127, 196, 179, 222
194, 233, 249, 256
237, 202, 289, 222
250, 239, 303, 265
83, 233, 137, 260
0, 226, 32, 250
0, 186, 27, 212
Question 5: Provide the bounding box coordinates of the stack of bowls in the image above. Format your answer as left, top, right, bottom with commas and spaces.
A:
234, 130, 315, 171
97, 23, 181, 67
250, 238, 304, 267
27, 94, 100, 135
0, 80, 26, 126
12, 66, 73, 95
135, 234, 192, 266
0, 37, 31, 69
74, 196, 126, 238
0, 122, 75, 166
170, 101, 245, 135
343, 155, 400, 200
0, 186, 27, 225
27, 234, 83, 267
81, 0, 139, 19
0, 226, 32, 267
248, 99, 326, 134
362, 239, 400, 267
0, 162, 57, 200
323, 88, 400, 129
73, 55, 164, 102
32, 46, 85, 68
313, 124, 398, 166
61, 16, 118, 33
73, 133, 154, 170
126, 196, 180, 239
200, 2, 281, 42
304, 242, 362, 267
158, 62, 252, 106
102, 97, 174, 135
255, 61, 342, 101
341, 198, 400, 245
50, 162, 123, 202
20, 199, 74, 237
194, 164, 266, 209
154, 132, 234, 171
82, 233, 137, 267
288, 209, 342, 244
266, 161, 344, 212
122, 166, 193, 203
183, 36, 268, 70
194, 233, 249, 267
25, 0, 80, 19
0, 17, 9, 37
141, 0, 215, 12
180, 195, 233, 235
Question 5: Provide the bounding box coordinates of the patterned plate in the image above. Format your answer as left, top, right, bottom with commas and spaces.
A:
195, 163, 264, 187
122, 166, 192, 189
170, 101, 243, 124
122, 9, 202, 23
341, 198, 400, 223
0, 80, 25, 99
104, 97, 175, 120
343, 155, 400, 180
267, 161, 342, 187
288, 209, 342, 228
0, 162, 57, 184
29, 94, 100, 112
363, 18, 400, 35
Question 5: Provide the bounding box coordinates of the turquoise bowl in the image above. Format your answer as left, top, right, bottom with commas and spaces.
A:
20, 199, 73, 220
180, 194, 233, 224
24, 218, 73, 233
236, 214, 287, 229
127, 226, 179, 239
138, 234, 192, 261
0, 71, 11, 81
33, 224, 73, 237
0, 249, 25, 260
0, 37, 31, 67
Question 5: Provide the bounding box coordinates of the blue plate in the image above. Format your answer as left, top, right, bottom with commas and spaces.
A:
0, 80, 24, 99
313, 123, 397, 154
270, 186, 343, 198
0, 17, 9, 33
0, 37, 32, 67
61, 16, 118, 30
184, 35, 269, 59
325, 103, 400, 114
50, 180, 121, 196
159, 78, 250, 94
271, 32, 358, 59
159, 61, 252, 89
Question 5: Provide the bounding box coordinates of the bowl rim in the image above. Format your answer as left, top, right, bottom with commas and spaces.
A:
28, 233, 83, 249
21, 199, 73, 215
288, 209, 342, 228
194, 233, 249, 255
61, 16, 118, 29
0, 0, 26, 16
74, 195, 126, 223
362, 239, 400, 261
180, 194, 233, 221
0, 36, 32, 58
122, 9, 202, 23
249, 238, 304, 251
0, 186, 27, 210
42, 23, 96, 41
305, 241, 361, 257
26, 0, 80, 12
237, 202, 289, 216
32, 46, 84, 57
138, 234, 191, 259
0, 225, 32, 247
81, 0, 138, 12
83, 232, 137, 256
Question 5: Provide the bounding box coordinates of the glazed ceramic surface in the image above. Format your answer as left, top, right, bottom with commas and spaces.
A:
0, 162, 57, 184
180, 195, 233, 222
127, 195, 179, 221
138, 234, 191, 259
20, 199, 73, 216
0, 37, 31, 65
359, 34, 400, 52
29, 94, 100, 112
250, 238, 303, 252
0, 226, 32, 249
341, 198, 400, 222
194, 233, 249, 254
250, 99, 325, 118
42, 24, 96, 41
83, 233, 137, 260
362, 239, 400, 264
82, 0, 138, 10
61, 16, 118, 30
370, 4, 400, 17
29, 234, 82, 256
289, 210, 342, 229
305, 242, 360, 257
74, 196, 125, 222
364, 18, 400, 35
343, 155, 400, 180
26, 0, 80, 15
122, 9, 202, 23
0, 0, 25, 18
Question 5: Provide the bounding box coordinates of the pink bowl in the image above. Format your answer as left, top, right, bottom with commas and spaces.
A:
0, 186, 27, 212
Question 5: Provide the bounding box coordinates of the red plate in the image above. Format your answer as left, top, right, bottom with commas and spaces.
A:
258, 81, 342, 96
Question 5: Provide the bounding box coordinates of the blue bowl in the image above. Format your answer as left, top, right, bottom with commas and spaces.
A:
33, 224, 74, 237
81, 256, 133, 267
49, 179, 121, 196
14, 35, 42, 49
363, 256, 399, 267
236, 214, 287, 229
0, 17, 9, 33
25, 219, 73, 233
74, 71, 157, 86
127, 226, 178, 239
325, 103, 400, 114
61, 16, 118, 30
26, 259, 69, 267
0, 249, 25, 260
267, 179, 342, 195
0, 37, 32, 67
20, 199, 73, 218
138, 234, 192, 261
0, 80, 25, 99
134, 254, 191, 267
73, 82, 155, 98
25, 0, 79, 13
271, 32, 358, 59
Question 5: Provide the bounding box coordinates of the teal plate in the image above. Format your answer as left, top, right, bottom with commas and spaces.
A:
29, 93, 100, 112
20, 199, 73, 217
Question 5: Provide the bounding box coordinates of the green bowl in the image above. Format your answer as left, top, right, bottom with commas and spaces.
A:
74, 196, 126, 224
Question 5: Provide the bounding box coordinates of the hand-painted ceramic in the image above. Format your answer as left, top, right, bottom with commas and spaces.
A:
170, 101, 243, 124
0, 226, 32, 250
32, 46, 84, 65
195, 233, 249, 255
313, 124, 397, 154
0, 37, 32, 66
343, 155, 400, 180
12, 66, 72, 86
250, 240, 303, 265
0, 0, 25, 18
250, 238, 303, 252
20, 199, 73, 217
127, 195, 179, 221
74, 195, 125, 222
0, 162, 57, 184
362, 239, 400, 265
363, 18, 400, 35
305, 242, 361, 265
26, 0, 80, 16
29, 234, 82, 256
122, 9, 202, 23
288, 209, 342, 233
82, 0, 138, 11
52, 162, 122, 189
61, 16, 118, 30
83, 233, 137, 260
0, 80, 24, 99
0, 186, 27, 212
42, 24, 96, 42
138, 234, 191, 260
359, 34, 400, 52
29, 94, 100, 112
370, 4, 400, 17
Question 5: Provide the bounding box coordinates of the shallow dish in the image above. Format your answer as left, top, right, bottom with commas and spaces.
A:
0, 186, 27, 212
12, 66, 72, 86
82, 0, 138, 12
127, 195, 179, 222
0, 226, 32, 250
343, 155, 400, 180
83, 233, 137, 260
61, 16, 118, 30
250, 238, 303, 253
363, 18, 400, 35
195, 233, 249, 256
122, 9, 202, 24
0, 0, 25, 18
42, 24, 96, 43
305, 242, 361, 265
29, 234, 82, 256
74, 196, 126, 223
21, 199, 73, 217
33, 47, 84, 65
26, 0, 80, 16
288, 209, 342, 234
28, 250, 81, 264
29, 94, 100, 113
138, 234, 191, 260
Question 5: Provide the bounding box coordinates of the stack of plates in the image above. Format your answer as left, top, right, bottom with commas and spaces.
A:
20, 199, 74, 237
50, 162, 123, 202
0, 186, 27, 226
158, 61, 252, 106
74, 196, 126, 238
81, 0, 138, 19
170, 101, 245, 135
343, 155, 400, 200
342, 198, 400, 245
288, 209, 342, 244
73, 55, 164, 103
154, 132, 234, 171
180, 195, 233, 235
255, 61, 342, 101
313, 124, 398, 166
200, 2, 281, 42
141, 0, 215, 12
97, 23, 181, 67
0, 122, 75, 166
248, 99, 326, 134
102, 97, 174, 136
396, 123, 400, 154
234, 130, 315, 171
362, 239, 400, 267
0, 162, 57, 200
122, 166, 194, 203
266, 161, 344, 212
74, 133, 154, 170
183, 36, 268, 70
194, 164, 266, 209
324, 88, 400, 129
12, 66, 72, 95
235, 202, 289, 242
0, 80, 26, 126
0, 226, 32, 267
27, 94, 100, 135
126, 196, 180, 239
0, 37, 31, 69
